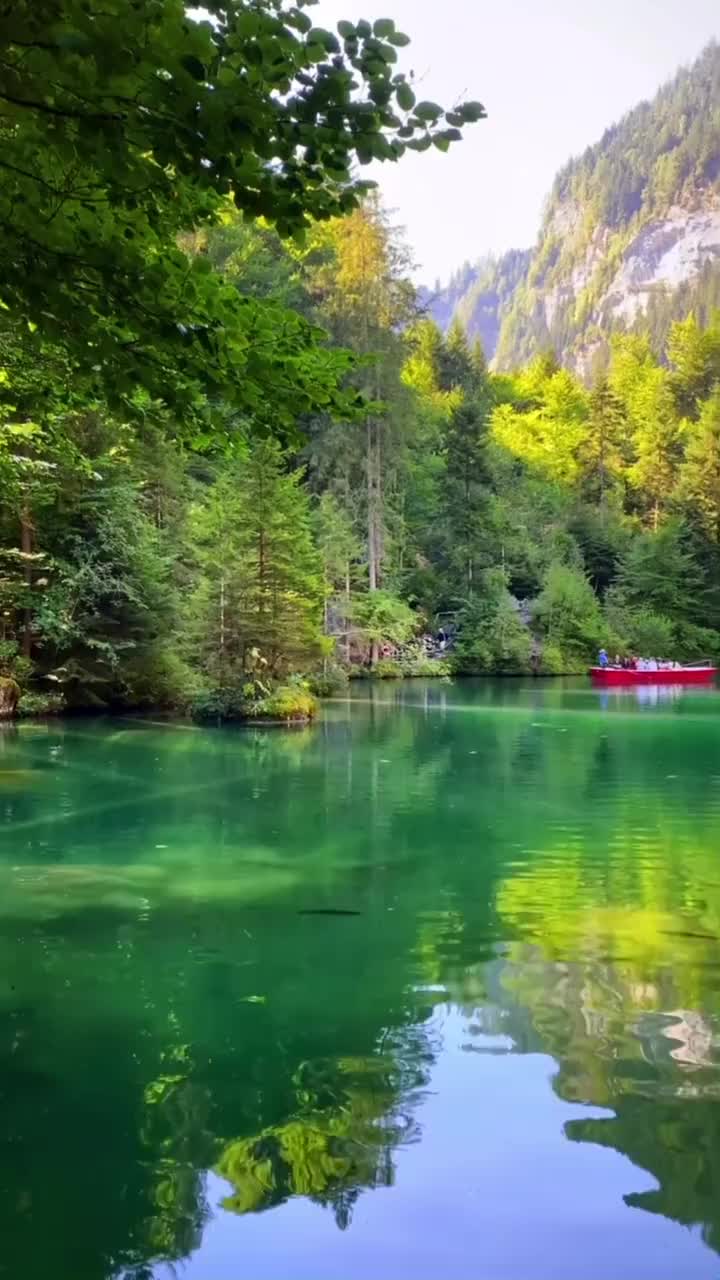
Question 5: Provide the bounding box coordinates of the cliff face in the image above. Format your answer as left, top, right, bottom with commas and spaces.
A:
429, 43, 720, 374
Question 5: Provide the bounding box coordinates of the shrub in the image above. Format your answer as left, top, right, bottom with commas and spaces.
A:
349, 591, 417, 659
190, 686, 247, 722
17, 691, 65, 718
674, 622, 720, 663
253, 685, 318, 722
603, 595, 675, 658
0, 640, 33, 686
372, 659, 404, 680
454, 571, 533, 674
191, 681, 318, 724
537, 644, 588, 675
400, 655, 453, 678
534, 561, 605, 659
120, 647, 199, 711
307, 665, 349, 697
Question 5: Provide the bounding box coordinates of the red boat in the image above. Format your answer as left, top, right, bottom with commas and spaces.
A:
590, 665, 718, 686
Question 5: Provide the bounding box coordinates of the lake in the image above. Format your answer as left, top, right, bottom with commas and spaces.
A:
3, 677, 720, 1280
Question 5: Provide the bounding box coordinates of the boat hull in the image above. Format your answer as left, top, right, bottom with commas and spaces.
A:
590, 667, 717, 686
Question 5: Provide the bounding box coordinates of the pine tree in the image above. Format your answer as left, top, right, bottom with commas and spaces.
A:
609, 336, 681, 528
305, 197, 415, 604
189, 442, 324, 685
668, 313, 720, 419
579, 377, 628, 511
442, 390, 494, 596
313, 493, 361, 662
676, 388, 720, 541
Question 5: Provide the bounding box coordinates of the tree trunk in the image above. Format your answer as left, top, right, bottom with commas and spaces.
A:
367, 417, 381, 669
374, 417, 383, 586
344, 566, 351, 665
20, 508, 33, 660
367, 417, 377, 592
219, 573, 226, 666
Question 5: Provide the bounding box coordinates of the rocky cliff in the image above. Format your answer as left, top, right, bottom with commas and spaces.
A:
429, 42, 720, 374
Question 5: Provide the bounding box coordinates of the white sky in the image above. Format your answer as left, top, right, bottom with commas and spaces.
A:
312, 0, 719, 283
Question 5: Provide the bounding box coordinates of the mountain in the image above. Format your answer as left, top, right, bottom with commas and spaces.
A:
428, 42, 720, 375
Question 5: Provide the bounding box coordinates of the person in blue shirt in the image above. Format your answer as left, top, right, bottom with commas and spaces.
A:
598, 648, 609, 668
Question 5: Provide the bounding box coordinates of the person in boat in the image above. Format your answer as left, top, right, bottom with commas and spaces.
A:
598, 648, 609, 668
613, 653, 621, 667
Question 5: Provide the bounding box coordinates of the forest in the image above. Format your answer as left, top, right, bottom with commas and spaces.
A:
1, 5, 720, 721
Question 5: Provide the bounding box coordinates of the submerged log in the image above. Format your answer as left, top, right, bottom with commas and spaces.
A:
0, 677, 20, 719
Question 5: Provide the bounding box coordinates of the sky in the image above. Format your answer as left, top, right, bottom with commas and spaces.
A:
312, 0, 719, 284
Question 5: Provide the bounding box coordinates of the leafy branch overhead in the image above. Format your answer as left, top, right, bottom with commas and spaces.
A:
0, 1, 485, 426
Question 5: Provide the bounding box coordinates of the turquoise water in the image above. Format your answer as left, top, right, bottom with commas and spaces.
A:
3, 678, 720, 1278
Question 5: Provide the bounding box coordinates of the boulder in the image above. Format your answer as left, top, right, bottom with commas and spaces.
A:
0, 677, 20, 719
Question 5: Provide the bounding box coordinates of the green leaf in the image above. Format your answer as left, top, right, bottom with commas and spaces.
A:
337, 20, 355, 38
180, 55, 206, 81
373, 18, 395, 38
414, 101, 443, 122
436, 127, 462, 144
459, 101, 487, 122
289, 9, 312, 34
308, 28, 340, 54
396, 81, 416, 112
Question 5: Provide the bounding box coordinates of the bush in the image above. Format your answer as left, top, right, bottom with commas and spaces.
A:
372, 659, 404, 680
120, 647, 199, 711
454, 571, 533, 674
400, 655, 453, 678
307, 665, 349, 697
191, 681, 318, 723
674, 622, 720, 663
190, 685, 248, 722
603, 595, 675, 658
349, 590, 417, 659
253, 685, 318, 722
17, 691, 65, 718
537, 644, 588, 675
534, 561, 605, 659
626, 610, 674, 658
0, 640, 33, 686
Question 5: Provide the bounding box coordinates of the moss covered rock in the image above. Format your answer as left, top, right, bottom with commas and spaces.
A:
0, 677, 20, 719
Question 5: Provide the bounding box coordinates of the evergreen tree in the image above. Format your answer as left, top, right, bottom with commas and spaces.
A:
305, 197, 416, 596
578, 377, 628, 511
188, 443, 324, 687
668, 313, 720, 419
442, 393, 494, 596
676, 388, 720, 542
613, 520, 701, 622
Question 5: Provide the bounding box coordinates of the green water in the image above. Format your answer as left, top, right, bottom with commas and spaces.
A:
3, 678, 720, 1279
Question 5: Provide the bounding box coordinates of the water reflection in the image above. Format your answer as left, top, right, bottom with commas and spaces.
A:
596, 682, 688, 709
2, 682, 720, 1278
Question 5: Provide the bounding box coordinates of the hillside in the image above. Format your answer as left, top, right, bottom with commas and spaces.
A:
429, 42, 720, 373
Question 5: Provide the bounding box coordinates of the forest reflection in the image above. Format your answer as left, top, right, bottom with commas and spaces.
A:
2, 685, 720, 1277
